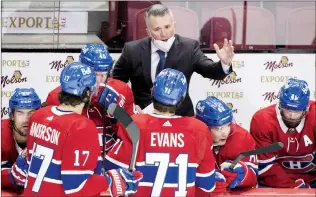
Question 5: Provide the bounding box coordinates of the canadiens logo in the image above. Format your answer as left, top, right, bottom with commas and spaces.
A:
210, 74, 242, 88
276, 153, 316, 174
49, 56, 74, 72
264, 56, 294, 72
1, 70, 27, 88
262, 91, 280, 103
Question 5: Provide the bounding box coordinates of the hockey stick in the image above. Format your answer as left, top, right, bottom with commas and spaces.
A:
107, 103, 140, 171
229, 142, 284, 169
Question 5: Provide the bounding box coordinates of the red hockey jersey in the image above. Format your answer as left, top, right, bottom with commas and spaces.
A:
104, 113, 216, 197
213, 123, 258, 188
45, 85, 105, 155
250, 102, 316, 188
1, 119, 22, 190
45, 78, 137, 152
24, 106, 108, 196
100, 78, 138, 152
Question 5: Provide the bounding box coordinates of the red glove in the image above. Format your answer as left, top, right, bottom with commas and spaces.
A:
210, 170, 228, 195
220, 160, 248, 188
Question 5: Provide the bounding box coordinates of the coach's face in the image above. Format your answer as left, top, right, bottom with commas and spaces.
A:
146, 13, 175, 41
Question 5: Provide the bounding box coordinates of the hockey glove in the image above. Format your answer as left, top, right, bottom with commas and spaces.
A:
211, 170, 228, 195
221, 160, 248, 188
9, 149, 29, 187
105, 168, 143, 197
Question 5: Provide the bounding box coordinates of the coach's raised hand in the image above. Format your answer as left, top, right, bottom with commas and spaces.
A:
213, 38, 235, 65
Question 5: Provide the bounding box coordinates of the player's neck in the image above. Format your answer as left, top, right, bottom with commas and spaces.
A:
58, 103, 85, 115
153, 109, 175, 116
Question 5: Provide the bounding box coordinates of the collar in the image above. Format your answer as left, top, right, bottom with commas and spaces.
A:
149, 113, 182, 119
151, 41, 159, 54
51, 106, 74, 116
275, 104, 305, 133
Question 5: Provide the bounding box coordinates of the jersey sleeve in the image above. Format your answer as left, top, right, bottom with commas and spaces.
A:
195, 127, 216, 194
61, 120, 109, 196
103, 123, 132, 170
250, 115, 296, 188
1, 160, 18, 190
237, 132, 258, 188
1, 127, 18, 190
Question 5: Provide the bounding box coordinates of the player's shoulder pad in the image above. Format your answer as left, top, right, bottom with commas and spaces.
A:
252, 104, 276, 121
131, 114, 150, 126
234, 124, 255, 141
125, 37, 150, 49
68, 113, 96, 127
185, 116, 210, 132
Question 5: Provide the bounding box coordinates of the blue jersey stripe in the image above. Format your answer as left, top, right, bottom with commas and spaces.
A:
29, 156, 61, 181
196, 172, 215, 190
62, 174, 91, 191
136, 165, 196, 184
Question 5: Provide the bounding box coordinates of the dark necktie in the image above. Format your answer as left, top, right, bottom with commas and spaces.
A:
155, 50, 166, 77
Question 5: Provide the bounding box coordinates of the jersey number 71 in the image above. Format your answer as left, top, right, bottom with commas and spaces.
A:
146, 152, 188, 197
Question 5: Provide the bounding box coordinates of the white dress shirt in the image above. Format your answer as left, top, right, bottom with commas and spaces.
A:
150, 41, 231, 82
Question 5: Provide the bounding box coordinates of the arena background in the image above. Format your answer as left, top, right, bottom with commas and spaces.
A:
1, 1, 315, 132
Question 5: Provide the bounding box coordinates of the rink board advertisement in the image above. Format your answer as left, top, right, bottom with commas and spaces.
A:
1, 53, 315, 130
2, 11, 88, 34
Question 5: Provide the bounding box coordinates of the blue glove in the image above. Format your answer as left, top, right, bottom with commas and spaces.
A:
9, 149, 29, 187
105, 168, 143, 197
98, 85, 119, 112
221, 160, 248, 188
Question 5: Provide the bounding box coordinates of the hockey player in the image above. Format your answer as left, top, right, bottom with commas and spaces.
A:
46, 44, 138, 152
195, 96, 258, 194
104, 68, 216, 197
1, 88, 41, 190
24, 62, 143, 196
46, 43, 137, 115
250, 78, 315, 188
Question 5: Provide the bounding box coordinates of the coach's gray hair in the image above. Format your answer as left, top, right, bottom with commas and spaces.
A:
145, 4, 174, 27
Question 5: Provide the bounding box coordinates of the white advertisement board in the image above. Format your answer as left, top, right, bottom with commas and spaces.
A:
1, 53, 315, 131
2, 12, 88, 33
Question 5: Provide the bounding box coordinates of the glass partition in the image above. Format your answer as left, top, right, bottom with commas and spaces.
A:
2, 1, 315, 50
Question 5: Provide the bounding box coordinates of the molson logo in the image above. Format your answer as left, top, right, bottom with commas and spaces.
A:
1, 70, 27, 88
1, 107, 10, 118
49, 56, 74, 71
210, 72, 241, 88
262, 91, 280, 103
2, 16, 67, 30
264, 56, 294, 72
2, 59, 30, 67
